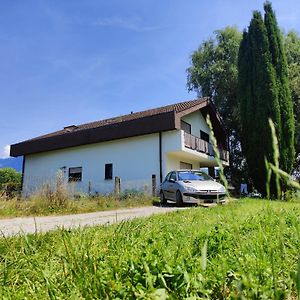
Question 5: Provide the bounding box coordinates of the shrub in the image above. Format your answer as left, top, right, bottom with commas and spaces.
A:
0, 168, 21, 198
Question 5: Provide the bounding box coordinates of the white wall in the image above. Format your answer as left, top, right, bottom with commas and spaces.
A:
181, 110, 210, 139
161, 130, 182, 179
23, 133, 161, 195
22, 110, 222, 195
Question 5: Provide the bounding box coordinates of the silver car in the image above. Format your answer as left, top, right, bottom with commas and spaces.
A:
160, 170, 226, 206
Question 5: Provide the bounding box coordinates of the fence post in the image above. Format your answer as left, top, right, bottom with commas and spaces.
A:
88, 181, 92, 196
115, 176, 121, 196
152, 174, 156, 197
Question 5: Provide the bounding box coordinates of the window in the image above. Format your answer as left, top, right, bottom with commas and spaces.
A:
200, 130, 209, 143
105, 163, 113, 180
180, 161, 192, 170
68, 167, 82, 182
164, 172, 172, 182
177, 170, 212, 181
181, 120, 191, 134
169, 172, 177, 182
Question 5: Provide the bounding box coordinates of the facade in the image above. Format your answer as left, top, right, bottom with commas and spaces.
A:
10, 98, 229, 196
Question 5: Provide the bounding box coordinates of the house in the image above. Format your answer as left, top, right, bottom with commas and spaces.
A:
10, 98, 229, 196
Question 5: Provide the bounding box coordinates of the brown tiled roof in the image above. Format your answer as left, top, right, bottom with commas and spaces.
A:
10, 97, 226, 157
28, 98, 207, 141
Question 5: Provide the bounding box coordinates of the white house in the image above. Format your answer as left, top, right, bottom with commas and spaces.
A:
10, 98, 229, 196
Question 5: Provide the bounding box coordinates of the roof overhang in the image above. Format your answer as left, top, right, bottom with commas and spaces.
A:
10, 111, 176, 157
10, 98, 227, 157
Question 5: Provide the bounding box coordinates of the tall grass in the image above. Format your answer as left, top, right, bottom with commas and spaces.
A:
0, 194, 156, 218
0, 199, 299, 298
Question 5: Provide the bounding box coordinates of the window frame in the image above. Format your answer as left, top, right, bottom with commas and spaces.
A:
68, 167, 82, 182
105, 163, 113, 180
180, 161, 193, 170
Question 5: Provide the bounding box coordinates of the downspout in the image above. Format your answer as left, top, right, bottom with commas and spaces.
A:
159, 132, 162, 183
21, 155, 26, 193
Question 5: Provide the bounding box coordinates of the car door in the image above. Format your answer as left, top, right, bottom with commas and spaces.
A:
167, 172, 178, 201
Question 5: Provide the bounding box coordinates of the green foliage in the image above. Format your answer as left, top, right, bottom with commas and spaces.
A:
0, 168, 22, 197
264, 2, 295, 174
265, 118, 300, 200
187, 26, 242, 130
284, 31, 300, 178
0, 200, 299, 298
187, 13, 300, 187
187, 27, 244, 188
238, 10, 281, 196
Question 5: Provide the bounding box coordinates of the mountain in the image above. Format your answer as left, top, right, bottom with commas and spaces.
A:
0, 157, 23, 172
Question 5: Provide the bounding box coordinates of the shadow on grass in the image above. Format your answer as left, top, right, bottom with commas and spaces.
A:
153, 201, 197, 208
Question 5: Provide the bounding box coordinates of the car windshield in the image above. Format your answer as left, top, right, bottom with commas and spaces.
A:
177, 171, 212, 181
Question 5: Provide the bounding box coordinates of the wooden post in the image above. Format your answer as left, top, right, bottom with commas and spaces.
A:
152, 174, 156, 197
115, 176, 121, 196
88, 181, 92, 196
208, 167, 215, 178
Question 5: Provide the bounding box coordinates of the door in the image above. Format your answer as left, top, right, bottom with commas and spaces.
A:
166, 171, 177, 201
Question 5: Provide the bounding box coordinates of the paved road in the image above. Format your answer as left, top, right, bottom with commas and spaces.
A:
0, 205, 186, 237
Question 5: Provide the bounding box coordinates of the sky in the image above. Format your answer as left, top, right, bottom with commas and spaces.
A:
1, 0, 300, 158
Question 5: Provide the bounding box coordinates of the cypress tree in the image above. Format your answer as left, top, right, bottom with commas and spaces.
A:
264, 2, 295, 174
238, 11, 281, 195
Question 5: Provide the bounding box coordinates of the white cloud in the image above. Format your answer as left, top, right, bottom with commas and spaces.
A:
0, 145, 10, 159
93, 17, 161, 32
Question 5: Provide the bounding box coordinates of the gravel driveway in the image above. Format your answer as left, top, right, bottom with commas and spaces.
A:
0, 205, 186, 237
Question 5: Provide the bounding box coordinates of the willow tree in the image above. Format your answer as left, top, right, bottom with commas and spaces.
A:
264, 2, 295, 174
238, 11, 281, 196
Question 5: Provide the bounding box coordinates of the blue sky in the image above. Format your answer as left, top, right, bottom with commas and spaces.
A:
1, 0, 300, 158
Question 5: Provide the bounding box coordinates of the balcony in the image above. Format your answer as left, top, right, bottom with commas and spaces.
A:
183, 132, 229, 162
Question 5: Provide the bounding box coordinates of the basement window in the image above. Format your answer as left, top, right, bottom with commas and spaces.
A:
68, 167, 82, 182
105, 163, 113, 180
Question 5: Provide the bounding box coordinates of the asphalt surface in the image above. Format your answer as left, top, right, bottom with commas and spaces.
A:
0, 205, 187, 237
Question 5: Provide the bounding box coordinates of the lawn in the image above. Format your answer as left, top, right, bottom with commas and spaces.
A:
0, 199, 299, 299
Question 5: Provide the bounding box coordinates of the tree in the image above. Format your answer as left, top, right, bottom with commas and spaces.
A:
264, 2, 295, 174
187, 27, 242, 133
238, 11, 281, 196
0, 168, 22, 197
187, 27, 244, 187
187, 18, 300, 187
284, 31, 300, 177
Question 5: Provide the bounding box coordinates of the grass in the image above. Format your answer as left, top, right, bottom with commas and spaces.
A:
0, 199, 300, 299
0, 195, 156, 218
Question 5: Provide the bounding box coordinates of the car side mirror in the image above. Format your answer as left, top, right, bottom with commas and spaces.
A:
169, 178, 176, 183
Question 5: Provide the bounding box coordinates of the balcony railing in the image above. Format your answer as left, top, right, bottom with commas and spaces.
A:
183, 132, 229, 162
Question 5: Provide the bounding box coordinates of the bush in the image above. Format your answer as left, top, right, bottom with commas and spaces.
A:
0, 168, 21, 198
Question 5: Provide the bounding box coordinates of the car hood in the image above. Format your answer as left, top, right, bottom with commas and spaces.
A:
180, 180, 225, 191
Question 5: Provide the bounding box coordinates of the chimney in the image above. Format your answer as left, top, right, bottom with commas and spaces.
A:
64, 125, 78, 132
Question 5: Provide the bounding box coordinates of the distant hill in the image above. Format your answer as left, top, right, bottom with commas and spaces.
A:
0, 157, 23, 172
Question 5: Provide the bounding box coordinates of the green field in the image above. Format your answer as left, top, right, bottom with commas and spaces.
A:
0, 199, 300, 299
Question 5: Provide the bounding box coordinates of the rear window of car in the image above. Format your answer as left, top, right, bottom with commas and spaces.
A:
178, 171, 211, 181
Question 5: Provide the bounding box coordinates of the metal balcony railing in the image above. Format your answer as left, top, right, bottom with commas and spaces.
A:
183, 131, 229, 162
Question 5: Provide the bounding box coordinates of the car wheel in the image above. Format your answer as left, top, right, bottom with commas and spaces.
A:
176, 190, 183, 207
160, 191, 167, 205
